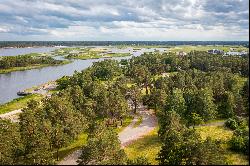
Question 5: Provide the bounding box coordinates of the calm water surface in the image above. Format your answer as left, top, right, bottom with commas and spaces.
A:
0, 47, 58, 56
0, 47, 166, 104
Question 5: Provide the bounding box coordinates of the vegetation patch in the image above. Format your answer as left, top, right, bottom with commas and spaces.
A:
168, 45, 249, 53
57, 115, 134, 162
133, 116, 143, 128
0, 94, 43, 114
66, 51, 131, 60
56, 132, 88, 162
195, 125, 233, 141
124, 128, 161, 165
115, 116, 134, 133
195, 125, 248, 165
104, 53, 131, 57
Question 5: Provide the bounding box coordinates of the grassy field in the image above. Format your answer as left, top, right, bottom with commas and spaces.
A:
115, 45, 169, 49
168, 45, 249, 53
104, 53, 131, 57
124, 121, 248, 165
0, 94, 43, 114
53, 45, 249, 56
195, 125, 249, 165
124, 127, 161, 165
67, 52, 131, 60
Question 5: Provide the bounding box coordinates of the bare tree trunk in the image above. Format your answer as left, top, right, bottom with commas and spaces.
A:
145, 85, 148, 95
57, 149, 59, 161
134, 100, 137, 114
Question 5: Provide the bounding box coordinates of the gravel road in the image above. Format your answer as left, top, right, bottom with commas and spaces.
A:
58, 107, 157, 165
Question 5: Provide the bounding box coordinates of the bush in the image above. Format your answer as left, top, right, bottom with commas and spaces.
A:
225, 117, 248, 130
225, 118, 238, 130
229, 127, 249, 155
229, 135, 248, 155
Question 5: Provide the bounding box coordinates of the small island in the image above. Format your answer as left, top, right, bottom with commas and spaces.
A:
0, 53, 70, 74
57, 47, 132, 60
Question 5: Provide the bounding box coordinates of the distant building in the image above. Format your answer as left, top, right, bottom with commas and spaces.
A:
207, 49, 224, 55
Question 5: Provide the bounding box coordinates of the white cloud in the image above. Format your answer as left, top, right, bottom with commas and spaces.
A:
0, 26, 10, 33
0, 0, 248, 40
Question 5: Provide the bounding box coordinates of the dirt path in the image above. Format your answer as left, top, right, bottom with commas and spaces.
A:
0, 109, 22, 122
119, 107, 157, 147
58, 106, 157, 165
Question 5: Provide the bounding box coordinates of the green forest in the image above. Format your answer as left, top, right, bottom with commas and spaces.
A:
0, 51, 249, 165
0, 54, 68, 73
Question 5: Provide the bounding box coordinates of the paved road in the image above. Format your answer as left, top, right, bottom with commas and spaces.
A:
58, 107, 157, 165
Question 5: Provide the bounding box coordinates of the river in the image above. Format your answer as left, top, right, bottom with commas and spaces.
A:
0, 47, 166, 104
0, 47, 59, 56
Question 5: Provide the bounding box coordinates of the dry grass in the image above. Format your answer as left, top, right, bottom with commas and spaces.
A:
124, 127, 161, 165
196, 125, 249, 165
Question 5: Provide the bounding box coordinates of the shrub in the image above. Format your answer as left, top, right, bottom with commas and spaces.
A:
225, 118, 238, 130
229, 127, 249, 155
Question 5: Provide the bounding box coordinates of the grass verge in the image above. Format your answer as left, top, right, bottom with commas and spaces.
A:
124, 127, 161, 165
55, 132, 88, 162
115, 116, 134, 133
133, 116, 143, 128
0, 94, 43, 114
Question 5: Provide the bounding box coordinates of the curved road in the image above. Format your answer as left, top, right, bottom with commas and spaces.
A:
58, 107, 157, 165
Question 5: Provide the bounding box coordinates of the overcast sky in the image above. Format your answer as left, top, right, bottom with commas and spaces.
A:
0, 0, 249, 41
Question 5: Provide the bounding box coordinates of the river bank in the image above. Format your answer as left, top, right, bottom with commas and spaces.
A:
0, 94, 43, 114
0, 60, 71, 74
0, 80, 57, 115
0, 46, 167, 104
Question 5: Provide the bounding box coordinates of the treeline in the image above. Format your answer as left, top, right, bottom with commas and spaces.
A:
0, 41, 248, 48
158, 51, 248, 76
0, 55, 63, 69
0, 51, 249, 165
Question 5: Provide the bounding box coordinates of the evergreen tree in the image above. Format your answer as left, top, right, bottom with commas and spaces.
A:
77, 123, 127, 165
0, 119, 22, 165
